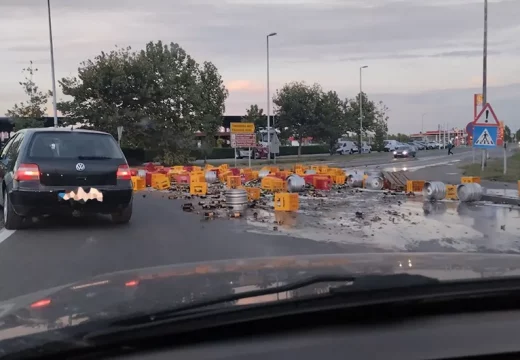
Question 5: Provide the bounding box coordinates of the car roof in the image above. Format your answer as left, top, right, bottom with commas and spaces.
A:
17, 127, 110, 136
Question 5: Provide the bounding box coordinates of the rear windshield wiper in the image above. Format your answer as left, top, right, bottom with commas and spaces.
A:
77, 156, 112, 160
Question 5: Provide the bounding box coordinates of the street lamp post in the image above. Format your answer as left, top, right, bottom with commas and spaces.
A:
47, 0, 59, 128
421, 113, 427, 133
359, 65, 368, 154
266, 32, 277, 162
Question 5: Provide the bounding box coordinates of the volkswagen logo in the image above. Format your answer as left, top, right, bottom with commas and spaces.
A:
76, 163, 86, 172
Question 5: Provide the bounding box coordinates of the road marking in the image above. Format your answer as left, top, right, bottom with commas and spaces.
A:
0, 228, 16, 245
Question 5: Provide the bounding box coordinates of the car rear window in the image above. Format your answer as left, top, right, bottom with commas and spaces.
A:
28, 132, 124, 159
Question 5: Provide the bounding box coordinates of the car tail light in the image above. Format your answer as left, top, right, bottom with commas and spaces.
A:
31, 299, 51, 308
125, 280, 139, 287
15, 164, 40, 181
117, 165, 131, 180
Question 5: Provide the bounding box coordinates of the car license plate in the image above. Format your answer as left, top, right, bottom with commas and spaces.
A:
58, 187, 103, 202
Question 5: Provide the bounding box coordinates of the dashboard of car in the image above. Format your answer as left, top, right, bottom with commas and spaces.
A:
111, 309, 520, 360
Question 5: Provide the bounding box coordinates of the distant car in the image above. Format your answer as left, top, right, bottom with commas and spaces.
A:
336, 141, 358, 155
0, 128, 134, 230
393, 145, 416, 158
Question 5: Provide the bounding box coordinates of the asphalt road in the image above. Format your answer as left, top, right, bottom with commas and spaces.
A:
0, 145, 507, 302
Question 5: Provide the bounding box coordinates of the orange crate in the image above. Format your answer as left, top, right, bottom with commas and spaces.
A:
406, 180, 426, 193
190, 174, 205, 183
332, 175, 346, 185
461, 176, 481, 184
227, 176, 242, 189
152, 174, 170, 190
245, 187, 261, 201
445, 184, 458, 200
190, 182, 207, 195
274, 193, 299, 212
131, 176, 145, 191
218, 170, 232, 183
261, 177, 285, 191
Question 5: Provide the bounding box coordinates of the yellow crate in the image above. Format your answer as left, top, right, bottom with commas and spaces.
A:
268, 166, 279, 173
152, 174, 170, 190
190, 182, 208, 196
190, 166, 202, 172
227, 176, 242, 189
333, 175, 346, 185
251, 171, 259, 180
190, 174, 206, 183
261, 177, 285, 191
218, 170, 232, 183
274, 193, 299, 212
245, 187, 261, 201
171, 166, 184, 172
461, 176, 481, 184
406, 180, 426, 193
131, 176, 145, 191
317, 165, 329, 174
445, 184, 458, 200
295, 169, 305, 176
218, 164, 229, 172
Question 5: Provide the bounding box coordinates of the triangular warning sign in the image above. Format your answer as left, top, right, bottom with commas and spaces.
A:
473, 103, 499, 126
474, 128, 495, 145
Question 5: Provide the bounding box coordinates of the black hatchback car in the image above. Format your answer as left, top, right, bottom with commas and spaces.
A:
0, 128, 133, 229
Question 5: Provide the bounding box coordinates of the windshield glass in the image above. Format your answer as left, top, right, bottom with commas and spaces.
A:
28, 132, 124, 159
0, 0, 519, 354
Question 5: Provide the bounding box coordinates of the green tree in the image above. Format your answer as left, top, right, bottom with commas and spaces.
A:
58, 41, 228, 165
273, 82, 323, 157
515, 129, 520, 143
313, 90, 345, 154
504, 125, 512, 143
242, 104, 266, 130
6, 61, 52, 130
343, 92, 377, 153
373, 101, 389, 151
197, 62, 229, 163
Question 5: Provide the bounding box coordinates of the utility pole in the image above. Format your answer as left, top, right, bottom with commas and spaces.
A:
47, 0, 59, 128
266, 32, 277, 163
481, 0, 488, 171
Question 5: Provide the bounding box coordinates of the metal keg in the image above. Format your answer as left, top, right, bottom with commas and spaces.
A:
365, 170, 382, 177
365, 176, 384, 190
258, 169, 270, 179
347, 174, 364, 188
225, 188, 248, 211
286, 174, 306, 193
205, 170, 218, 183
304, 169, 317, 175
457, 183, 483, 202
422, 181, 446, 201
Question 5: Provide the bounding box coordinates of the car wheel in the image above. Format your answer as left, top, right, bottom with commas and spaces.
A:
3, 191, 24, 230
111, 201, 133, 224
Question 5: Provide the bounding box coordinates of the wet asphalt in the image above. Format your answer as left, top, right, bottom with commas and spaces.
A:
0, 146, 518, 301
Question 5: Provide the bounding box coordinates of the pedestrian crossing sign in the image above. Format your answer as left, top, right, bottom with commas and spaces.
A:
473, 125, 497, 148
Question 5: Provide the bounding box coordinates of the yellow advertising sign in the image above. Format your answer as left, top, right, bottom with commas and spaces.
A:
230, 122, 255, 134
475, 93, 483, 106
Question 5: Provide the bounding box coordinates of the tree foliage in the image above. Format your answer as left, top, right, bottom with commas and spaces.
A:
272, 81, 388, 156
242, 104, 266, 130
6, 61, 52, 130
58, 41, 228, 164
273, 82, 323, 156
504, 125, 512, 143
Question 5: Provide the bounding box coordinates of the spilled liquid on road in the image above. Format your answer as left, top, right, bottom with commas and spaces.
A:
246, 191, 520, 254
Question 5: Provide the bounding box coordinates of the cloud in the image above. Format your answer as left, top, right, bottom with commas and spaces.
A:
226, 80, 263, 92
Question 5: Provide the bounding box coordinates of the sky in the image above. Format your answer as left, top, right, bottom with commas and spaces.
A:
1, 0, 519, 134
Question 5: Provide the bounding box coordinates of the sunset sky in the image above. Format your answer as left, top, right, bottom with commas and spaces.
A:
1, 0, 519, 133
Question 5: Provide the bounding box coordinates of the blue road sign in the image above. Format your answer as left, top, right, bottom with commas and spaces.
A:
473, 125, 497, 148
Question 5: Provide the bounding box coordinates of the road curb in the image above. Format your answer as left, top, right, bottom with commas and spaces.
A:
481, 194, 520, 206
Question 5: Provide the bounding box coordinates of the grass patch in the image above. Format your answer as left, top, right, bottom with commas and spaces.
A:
461, 152, 520, 182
